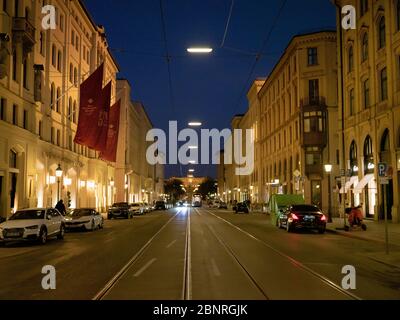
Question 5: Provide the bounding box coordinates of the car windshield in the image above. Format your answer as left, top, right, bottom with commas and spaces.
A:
292, 205, 320, 212
113, 203, 128, 207
9, 210, 45, 220
131, 203, 140, 207
68, 209, 92, 217
156, 201, 164, 205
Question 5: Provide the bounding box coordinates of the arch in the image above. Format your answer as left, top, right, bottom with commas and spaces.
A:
364, 135, 374, 174
350, 140, 358, 174
380, 129, 390, 152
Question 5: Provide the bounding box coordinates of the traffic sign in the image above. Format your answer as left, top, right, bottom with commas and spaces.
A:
379, 177, 389, 185
378, 163, 387, 177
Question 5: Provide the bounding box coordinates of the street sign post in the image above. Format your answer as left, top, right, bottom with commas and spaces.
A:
378, 162, 389, 255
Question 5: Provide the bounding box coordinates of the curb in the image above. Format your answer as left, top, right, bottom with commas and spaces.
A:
326, 227, 386, 244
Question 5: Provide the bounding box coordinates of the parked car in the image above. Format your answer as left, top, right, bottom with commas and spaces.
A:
154, 201, 166, 210
143, 203, 152, 213
277, 204, 327, 234
64, 208, 103, 231
234, 202, 249, 214
108, 202, 133, 219
0, 208, 65, 245
219, 202, 228, 209
130, 203, 145, 215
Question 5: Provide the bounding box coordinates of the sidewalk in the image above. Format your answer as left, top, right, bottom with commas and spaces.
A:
326, 217, 400, 247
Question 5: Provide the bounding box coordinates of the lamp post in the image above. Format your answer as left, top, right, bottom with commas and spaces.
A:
55, 164, 63, 203
324, 164, 333, 223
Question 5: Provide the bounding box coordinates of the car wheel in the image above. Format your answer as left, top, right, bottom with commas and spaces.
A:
286, 222, 293, 233
318, 227, 326, 234
38, 228, 47, 245
57, 225, 65, 240
99, 220, 104, 229
108, 215, 112, 220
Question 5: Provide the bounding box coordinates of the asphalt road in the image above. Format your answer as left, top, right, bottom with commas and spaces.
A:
0, 207, 399, 300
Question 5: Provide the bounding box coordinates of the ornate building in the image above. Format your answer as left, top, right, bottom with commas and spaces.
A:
334, 0, 400, 222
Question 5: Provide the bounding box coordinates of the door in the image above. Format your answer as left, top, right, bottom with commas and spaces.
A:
9, 173, 17, 211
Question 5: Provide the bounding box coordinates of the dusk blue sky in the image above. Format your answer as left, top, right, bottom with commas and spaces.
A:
83, 0, 336, 178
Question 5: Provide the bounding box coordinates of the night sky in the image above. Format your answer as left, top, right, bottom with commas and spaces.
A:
83, 0, 336, 178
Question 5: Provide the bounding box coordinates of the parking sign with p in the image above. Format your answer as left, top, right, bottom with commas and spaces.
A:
378, 163, 387, 177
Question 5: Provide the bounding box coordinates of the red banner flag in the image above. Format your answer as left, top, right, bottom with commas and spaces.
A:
89, 81, 112, 151
74, 63, 111, 150
99, 100, 121, 163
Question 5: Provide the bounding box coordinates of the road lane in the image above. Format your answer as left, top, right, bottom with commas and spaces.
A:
0, 210, 175, 300
101, 208, 188, 300
206, 208, 400, 300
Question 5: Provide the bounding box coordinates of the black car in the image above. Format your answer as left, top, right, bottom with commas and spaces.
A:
278, 204, 327, 234
108, 202, 133, 219
234, 202, 249, 214
154, 201, 166, 210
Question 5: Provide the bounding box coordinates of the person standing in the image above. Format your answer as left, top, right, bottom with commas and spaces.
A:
55, 200, 66, 216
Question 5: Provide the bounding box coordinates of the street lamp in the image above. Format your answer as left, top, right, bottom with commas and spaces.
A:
187, 48, 213, 54
188, 122, 202, 127
55, 164, 63, 202
324, 164, 333, 223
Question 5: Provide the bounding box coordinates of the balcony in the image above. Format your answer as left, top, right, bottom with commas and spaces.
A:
305, 164, 323, 176
12, 17, 35, 53
300, 96, 328, 148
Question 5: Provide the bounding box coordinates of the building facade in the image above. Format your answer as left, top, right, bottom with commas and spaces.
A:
334, 0, 400, 222
0, 0, 162, 216
115, 79, 164, 205
222, 31, 340, 215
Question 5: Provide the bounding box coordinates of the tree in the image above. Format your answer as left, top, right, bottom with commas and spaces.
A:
164, 178, 185, 203
198, 177, 217, 199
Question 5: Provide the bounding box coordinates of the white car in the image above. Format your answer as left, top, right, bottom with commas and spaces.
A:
64, 208, 104, 231
0, 208, 65, 245
130, 203, 145, 215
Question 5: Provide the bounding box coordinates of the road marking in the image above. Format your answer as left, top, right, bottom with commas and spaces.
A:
210, 258, 221, 277
197, 211, 202, 216
182, 207, 192, 300
93, 210, 182, 300
134, 258, 157, 277
166, 239, 177, 249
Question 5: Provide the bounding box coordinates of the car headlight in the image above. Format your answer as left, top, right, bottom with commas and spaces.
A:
26, 225, 39, 230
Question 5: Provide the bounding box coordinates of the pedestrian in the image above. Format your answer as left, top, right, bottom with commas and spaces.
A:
55, 200, 66, 216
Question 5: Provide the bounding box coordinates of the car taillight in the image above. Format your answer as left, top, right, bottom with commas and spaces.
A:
291, 213, 299, 220
320, 215, 327, 221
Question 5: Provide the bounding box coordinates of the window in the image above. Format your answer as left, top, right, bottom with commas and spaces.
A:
349, 88, 355, 116
307, 47, 318, 66
14, 0, 18, 16
360, 0, 368, 17
9, 150, 17, 169
50, 83, 55, 109
397, 0, 400, 31
68, 98, 72, 120
12, 104, 18, 125
348, 46, 354, 72
52, 45, 56, 67
74, 68, 78, 86
56, 88, 61, 113
69, 64, 73, 83
57, 129, 60, 146
73, 101, 77, 123
23, 110, 28, 129
380, 68, 388, 101
22, 57, 28, 89
0, 98, 5, 121
363, 79, 370, 108
362, 33, 368, 61
3, 0, 7, 12
57, 50, 62, 72
309, 79, 319, 102
38, 120, 42, 138
71, 30, 75, 46
306, 148, 322, 166
378, 16, 386, 49
304, 111, 323, 133
40, 32, 45, 56
12, 49, 17, 81
51, 127, 55, 144
364, 136, 374, 174
76, 36, 79, 51
60, 14, 64, 32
